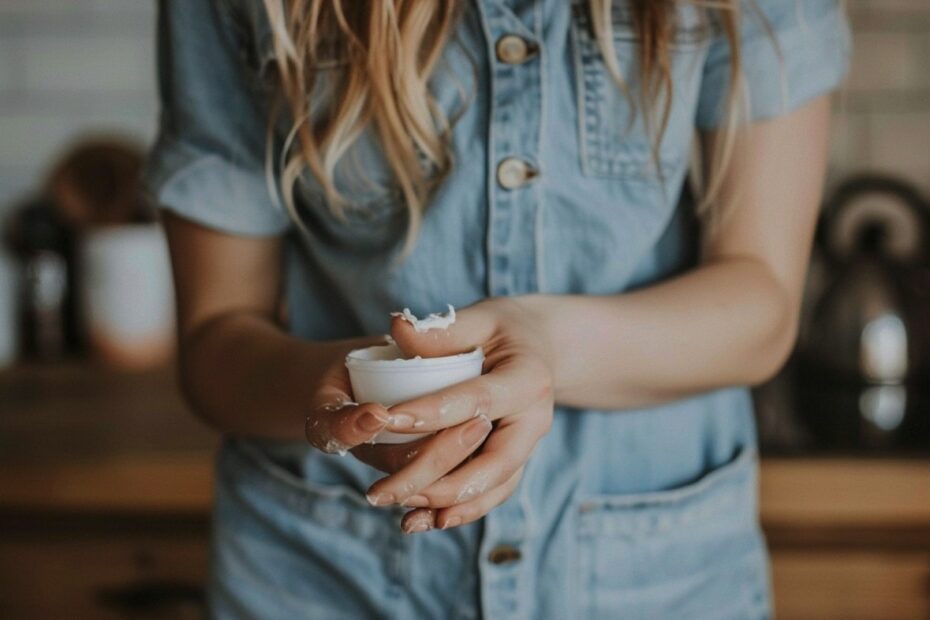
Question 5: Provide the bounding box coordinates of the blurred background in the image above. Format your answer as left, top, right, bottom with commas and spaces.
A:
1, 1, 929, 618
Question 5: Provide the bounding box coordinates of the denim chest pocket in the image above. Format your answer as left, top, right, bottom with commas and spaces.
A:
283, 115, 408, 247
218, 0, 277, 93
220, 0, 349, 94
291, 179, 407, 249
570, 1, 711, 181
574, 446, 771, 619
220, 2, 408, 244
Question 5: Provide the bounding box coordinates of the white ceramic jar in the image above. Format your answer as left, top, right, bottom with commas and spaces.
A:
345, 342, 484, 443
79, 223, 176, 368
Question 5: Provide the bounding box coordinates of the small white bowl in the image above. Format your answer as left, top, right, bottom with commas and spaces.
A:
345, 343, 484, 444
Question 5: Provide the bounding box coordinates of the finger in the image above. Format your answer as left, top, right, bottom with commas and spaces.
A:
390, 304, 496, 359
385, 356, 551, 433
409, 400, 549, 507
350, 436, 432, 474
433, 466, 524, 530
400, 508, 436, 534
306, 385, 390, 454
364, 415, 493, 506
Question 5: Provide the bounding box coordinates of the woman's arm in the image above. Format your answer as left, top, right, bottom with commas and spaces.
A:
360, 95, 833, 531
540, 94, 832, 409
162, 211, 388, 444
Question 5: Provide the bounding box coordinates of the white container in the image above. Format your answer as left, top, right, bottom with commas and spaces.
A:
79, 223, 176, 368
345, 343, 484, 444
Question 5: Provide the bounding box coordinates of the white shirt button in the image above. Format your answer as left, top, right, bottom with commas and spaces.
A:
497, 158, 534, 190
496, 35, 533, 65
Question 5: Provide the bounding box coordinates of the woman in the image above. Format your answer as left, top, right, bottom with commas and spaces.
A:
145, 0, 850, 617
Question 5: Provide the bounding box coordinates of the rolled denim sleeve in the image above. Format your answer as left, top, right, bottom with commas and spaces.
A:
143, 0, 291, 236
695, 0, 851, 128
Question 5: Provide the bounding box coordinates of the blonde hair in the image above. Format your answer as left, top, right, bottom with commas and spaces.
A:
263, 1, 746, 255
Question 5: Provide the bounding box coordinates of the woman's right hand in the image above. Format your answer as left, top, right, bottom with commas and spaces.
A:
163, 210, 399, 446
303, 338, 394, 454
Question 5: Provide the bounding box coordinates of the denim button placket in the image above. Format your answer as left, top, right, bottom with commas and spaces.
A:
477, 6, 542, 617
480, 0, 544, 302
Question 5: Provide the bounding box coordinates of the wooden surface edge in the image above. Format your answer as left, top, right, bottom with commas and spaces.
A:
0, 453, 214, 514
2, 455, 929, 527
760, 458, 930, 527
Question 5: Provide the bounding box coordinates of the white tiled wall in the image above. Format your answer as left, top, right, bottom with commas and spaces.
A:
0, 1, 157, 220
834, 0, 930, 192
0, 1, 928, 220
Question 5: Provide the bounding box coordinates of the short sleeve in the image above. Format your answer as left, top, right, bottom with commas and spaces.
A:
695, 0, 851, 129
142, 0, 291, 236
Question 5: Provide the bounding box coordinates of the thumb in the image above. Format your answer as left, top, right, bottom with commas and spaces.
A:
389, 304, 494, 359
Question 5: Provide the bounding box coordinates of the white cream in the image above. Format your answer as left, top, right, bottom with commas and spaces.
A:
390, 304, 456, 332
454, 469, 491, 503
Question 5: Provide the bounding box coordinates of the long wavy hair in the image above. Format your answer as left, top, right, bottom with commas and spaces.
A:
262, 1, 747, 255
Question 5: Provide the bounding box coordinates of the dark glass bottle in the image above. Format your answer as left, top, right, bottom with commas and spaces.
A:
3, 197, 83, 360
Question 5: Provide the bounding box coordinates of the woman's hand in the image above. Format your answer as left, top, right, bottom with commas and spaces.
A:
303, 337, 396, 455
351, 297, 555, 533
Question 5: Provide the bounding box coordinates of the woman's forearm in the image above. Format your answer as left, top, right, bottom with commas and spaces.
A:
177, 255, 796, 433
533, 256, 797, 410
178, 312, 364, 441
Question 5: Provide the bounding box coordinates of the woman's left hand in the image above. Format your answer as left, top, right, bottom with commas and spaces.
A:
351, 297, 555, 533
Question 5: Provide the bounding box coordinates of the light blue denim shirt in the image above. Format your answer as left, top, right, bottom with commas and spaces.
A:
145, 1, 850, 618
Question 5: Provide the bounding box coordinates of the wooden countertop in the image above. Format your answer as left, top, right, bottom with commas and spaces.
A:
2, 361, 929, 534
0, 361, 216, 515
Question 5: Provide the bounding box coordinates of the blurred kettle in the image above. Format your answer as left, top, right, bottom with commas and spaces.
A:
795, 175, 930, 450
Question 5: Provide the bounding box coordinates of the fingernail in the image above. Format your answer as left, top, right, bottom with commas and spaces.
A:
460, 414, 492, 447
441, 516, 462, 530
366, 491, 395, 507
358, 410, 388, 432
389, 412, 417, 429
404, 520, 432, 534
402, 494, 429, 508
